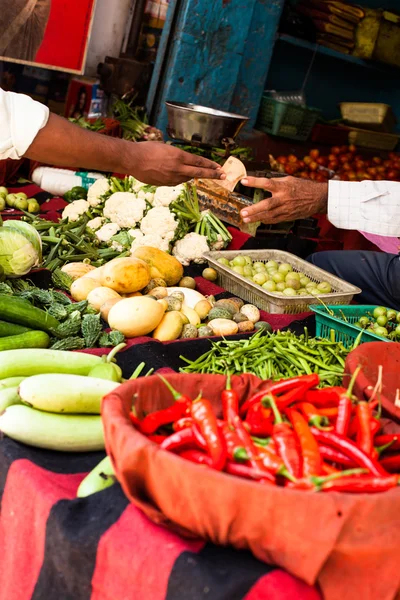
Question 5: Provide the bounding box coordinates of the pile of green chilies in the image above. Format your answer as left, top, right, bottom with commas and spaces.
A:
180, 329, 354, 387
21, 213, 129, 271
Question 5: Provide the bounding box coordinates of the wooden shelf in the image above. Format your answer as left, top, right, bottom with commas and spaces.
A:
277, 34, 396, 74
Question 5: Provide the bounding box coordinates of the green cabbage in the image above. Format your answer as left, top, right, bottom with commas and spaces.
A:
0, 229, 40, 277
3, 220, 42, 262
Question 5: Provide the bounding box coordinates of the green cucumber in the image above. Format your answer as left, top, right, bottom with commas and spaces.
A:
0, 331, 50, 351
0, 295, 60, 333
0, 376, 25, 390
0, 320, 32, 337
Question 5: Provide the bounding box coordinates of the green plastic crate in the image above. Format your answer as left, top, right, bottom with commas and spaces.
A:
311, 305, 393, 348
257, 96, 321, 141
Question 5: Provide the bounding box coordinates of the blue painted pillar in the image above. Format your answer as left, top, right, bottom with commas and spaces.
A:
148, 0, 284, 136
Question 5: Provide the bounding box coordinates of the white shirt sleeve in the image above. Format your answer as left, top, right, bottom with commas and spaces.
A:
0, 88, 50, 160
328, 179, 400, 236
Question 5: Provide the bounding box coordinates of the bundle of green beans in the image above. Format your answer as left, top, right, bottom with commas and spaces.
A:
180, 329, 357, 387
21, 213, 129, 271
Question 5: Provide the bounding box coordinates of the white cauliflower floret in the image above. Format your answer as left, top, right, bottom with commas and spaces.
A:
111, 241, 124, 252
128, 228, 144, 240
153, 185, 185, 207
96, 223, 120, 243
137, 190, 155, 205
87, 216, 105, 231
140, 207, 178, 239
103, 192, 146, 228
130, 178, 147, 193
130, 233, 170, 253
62, 200, 89, 222
87, 178, 109, 207
172, 233, 209, 266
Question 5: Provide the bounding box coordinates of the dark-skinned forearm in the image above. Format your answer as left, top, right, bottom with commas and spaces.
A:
24, 113, 134, 174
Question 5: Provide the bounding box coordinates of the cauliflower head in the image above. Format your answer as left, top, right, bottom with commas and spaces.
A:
211, 234, 225, 251
103, 192, 146, 228
130, 233, 170, 254
62, 199, 89, 222
153, 185, 185, 207
87, 178, 110, 207
137, 190, 155, 205
87, 216, 105, 231
172, 232, 209, 266
140, 207, 178, 239
128, 228, 144, 241
95, 222, 120, 243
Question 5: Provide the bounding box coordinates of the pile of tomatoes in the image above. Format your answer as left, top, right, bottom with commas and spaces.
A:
274, 145, 400, 183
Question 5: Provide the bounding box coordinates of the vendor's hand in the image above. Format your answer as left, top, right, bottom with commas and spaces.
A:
129, 142, 225, 186
240, 176, 329, 224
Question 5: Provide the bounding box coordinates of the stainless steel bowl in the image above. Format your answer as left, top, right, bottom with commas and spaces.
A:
165, 101, 249, 147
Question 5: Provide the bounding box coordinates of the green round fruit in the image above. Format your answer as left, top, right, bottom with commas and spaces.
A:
396, 313, 400, 324
299, 276, 310, 287
394, 325, 400, 338
284, 276, 300, 291
376, 315, 388, 327
262, 280, 276, 292
359, 316, 369, 328
387, 309, 397, 321
254, 321, 272, 333
202, 268, 218, 281
272, 272, 285, 284
217, 258, 229, 266
266, 260, 278, 270
253, 272, 268, 285
283, 287, 297, 296
253, 261, 265, 270
317, 282, 332, 294
241, 255, 252, 265
374, 326, 388, 337
243, 266, 254, 277
373, 306, 387, 319
233, 256, 246, 267
278, 263, 292, 275
276, 282, 286, 292
232, 266, 244, 275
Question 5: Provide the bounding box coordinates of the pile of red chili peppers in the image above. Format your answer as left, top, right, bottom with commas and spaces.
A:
129, 371, 400, 494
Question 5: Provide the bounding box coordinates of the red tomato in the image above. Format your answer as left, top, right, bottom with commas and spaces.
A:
288, 154, 298, 164
348, 144, 357, 153
372, 156, 382, 165
309, 161, 319, 171
376, 166, 386, 174
387, 169, 400, 180
328, 160, 339, 171
284, 164, 298, 175
375, 175, 384, 180
383, 160, 391, 168
316, 156, 328, 166
297, 160, 305, 169
277, 156, 288, 164
340, 173, 349, 181
347, 171, 357, 181
341, 162, 351, 171
310, 149, 320, 159
354, 160, 365, 170
339, 154, 349, 164
367, 167, 377, 176
303, 155, 312, 165
299, 171, 309, 179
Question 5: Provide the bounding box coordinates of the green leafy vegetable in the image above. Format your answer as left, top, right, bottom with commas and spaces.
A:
52, 269, 74, 293
98, 329, 125, 347
53, 310, 82, 338
47, 303, 68, 321
50, 336, 85, 351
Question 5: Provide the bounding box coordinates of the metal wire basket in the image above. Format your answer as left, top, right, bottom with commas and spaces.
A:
205, 249, 361, 315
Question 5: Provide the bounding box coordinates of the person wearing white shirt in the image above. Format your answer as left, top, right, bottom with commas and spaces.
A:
239, 175, 400, 309
0, 88, 223, 186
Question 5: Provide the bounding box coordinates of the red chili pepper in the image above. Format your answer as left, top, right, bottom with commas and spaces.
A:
173, 417, 194, 431
287, 409, 323, 477
232, 415, 276, 478
298, 402, 332, 429
257, 446, 288, 476
244, 404, 273, 437
220, 423, 248, 462
320, 474, 399, 494
322, 463, 340, 475
265, 394, 301, 479
304, 387, 347, 408
179, 449, 214, 466
240, 374, 319, 416
276, 379, 319, 410
347, 416, 359, 439
140, 377, 191, 435
318, 407, 339, 418
380, 454, 400, 473
191, 399, 227, 471
310, 428, 388, 477
140, 403, 190, 435
148, 435, 168, 444
335, 366, 360, 436
225, 461, 275, 483
370, 418, 381, 438
221, 372, 239, 425
356, 402, 373, 456
375, 435, 400, 452
161, 428, 200, 452
319, 444, 356, 467
129, 413, 142, 429
192, 424, 209, 451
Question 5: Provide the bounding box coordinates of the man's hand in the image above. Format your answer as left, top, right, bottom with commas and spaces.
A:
240, 176, 329, 224
129, 142, 224, 186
